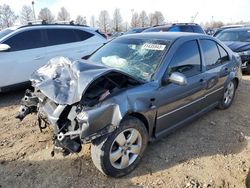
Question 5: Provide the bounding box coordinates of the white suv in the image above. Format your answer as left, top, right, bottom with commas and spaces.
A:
0, 24, 107, 92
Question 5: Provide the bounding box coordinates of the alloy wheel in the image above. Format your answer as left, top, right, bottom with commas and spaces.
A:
109, 128, 142, 169
223, 81, 235, 106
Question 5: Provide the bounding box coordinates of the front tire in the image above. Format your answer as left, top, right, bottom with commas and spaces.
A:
91, 116, 148, 177
218, 80, 236, 109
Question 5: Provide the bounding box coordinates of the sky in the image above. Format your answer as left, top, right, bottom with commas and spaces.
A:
1, 0, 250, 24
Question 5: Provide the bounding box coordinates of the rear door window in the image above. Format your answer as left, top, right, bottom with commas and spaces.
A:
200, 39, 221, 70
4, 29, 45, 51
179, 26, 193, 32
168, 40, 201, 77
168, 26, 181, 32
46, 29, 79, 46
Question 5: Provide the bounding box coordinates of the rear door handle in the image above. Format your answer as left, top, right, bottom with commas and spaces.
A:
224, 67, 230, 73
199, 78, 208, 88
34, 56, 43, 60
200, 78, 207, 84
77, 49, 86, 53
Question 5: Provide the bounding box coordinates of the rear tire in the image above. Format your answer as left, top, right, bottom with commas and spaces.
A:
246, 62, 250, 74
91, 116, 148, 177
218, 80, 236, 109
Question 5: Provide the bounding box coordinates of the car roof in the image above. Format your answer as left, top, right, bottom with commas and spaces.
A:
0, 24, 103, 42
143, 23, 202, 32
119, 32, 207, 41
12, 24, 98, 32
219, 27, 250, 32
131, 27, 149, 30
143, 25, 171, 32
221, 24, 245, 28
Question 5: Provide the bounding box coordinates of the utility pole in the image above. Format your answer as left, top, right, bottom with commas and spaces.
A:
32, 1, 36, 22
191, 12, 199, 23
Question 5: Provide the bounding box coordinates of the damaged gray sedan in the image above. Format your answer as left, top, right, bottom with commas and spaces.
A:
17, 32, 242, 177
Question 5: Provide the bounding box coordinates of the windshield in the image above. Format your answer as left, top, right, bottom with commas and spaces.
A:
216, 29, 250, 42
0, 29, 14, 39
89, 37, 170, 81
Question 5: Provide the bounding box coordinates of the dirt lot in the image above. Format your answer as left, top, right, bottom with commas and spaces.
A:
0, 76, 250, 188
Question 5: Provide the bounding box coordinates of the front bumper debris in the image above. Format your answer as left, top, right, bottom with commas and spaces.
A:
16, 89, 120, 156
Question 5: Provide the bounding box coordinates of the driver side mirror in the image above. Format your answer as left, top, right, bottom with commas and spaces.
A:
162, 72, 188, 86
0, 44, 10, 52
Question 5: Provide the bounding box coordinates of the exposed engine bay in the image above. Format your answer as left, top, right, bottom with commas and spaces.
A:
16, 57, 142, 156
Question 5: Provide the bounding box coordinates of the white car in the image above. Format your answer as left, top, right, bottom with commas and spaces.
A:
0, 24, 107, 92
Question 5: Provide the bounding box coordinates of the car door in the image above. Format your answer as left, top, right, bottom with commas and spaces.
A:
199, 39, 230, 105
44, 28, 104, 60
0, 29, 46, 87
155, 40, 207, 136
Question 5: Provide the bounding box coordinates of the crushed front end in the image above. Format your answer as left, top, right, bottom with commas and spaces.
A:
16, 57, 141, 156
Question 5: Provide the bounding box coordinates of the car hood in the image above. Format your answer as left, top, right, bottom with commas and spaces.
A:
224, 41, 250, 52
30, 57, 140, 105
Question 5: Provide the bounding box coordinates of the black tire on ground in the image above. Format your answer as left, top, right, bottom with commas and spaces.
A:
246, 62, 250, 74
218, 80, 236, 110
91, 116, 148, 177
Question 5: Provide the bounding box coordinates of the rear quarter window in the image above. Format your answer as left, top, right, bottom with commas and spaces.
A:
192, 26, 204, 33
46, 29, 79, 46
74, 29, 94, 41
217, 44, 229, 63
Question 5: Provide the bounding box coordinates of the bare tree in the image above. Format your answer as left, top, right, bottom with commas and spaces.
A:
57, 7, 70, 21
90, 15, 96, 27
139, 10, 148, 27
130, 12, 139, 28
0, 4, 17, 29
123, 21, 129, 31
204, 21, 224, 29
152, 11, 165, 25
98, 10, 110, 33
112, 8, 123, 32
38, 8, 55, 23
75, 15, 86, 25
148, 13, 154, 26
20, 5, 33, 25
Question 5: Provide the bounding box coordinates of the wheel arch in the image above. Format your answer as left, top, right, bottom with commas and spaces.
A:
233, 77, 239, 89
228, 71, 239, 89
124, 112, 150, 134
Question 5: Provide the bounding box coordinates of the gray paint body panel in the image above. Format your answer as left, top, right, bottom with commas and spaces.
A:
18, 32, 242, 143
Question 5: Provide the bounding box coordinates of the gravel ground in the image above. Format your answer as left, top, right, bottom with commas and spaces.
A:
0, 76, 250, 188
